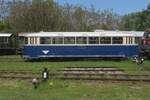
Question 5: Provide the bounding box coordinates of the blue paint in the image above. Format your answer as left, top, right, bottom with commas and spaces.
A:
22, 45, 139, 59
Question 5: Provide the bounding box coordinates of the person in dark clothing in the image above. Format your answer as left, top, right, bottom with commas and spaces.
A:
42, 68, 49, 81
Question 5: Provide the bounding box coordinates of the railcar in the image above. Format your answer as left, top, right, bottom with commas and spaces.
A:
0, 33, 15, 55
139, 29, 150, 58
19, 31, 143, 60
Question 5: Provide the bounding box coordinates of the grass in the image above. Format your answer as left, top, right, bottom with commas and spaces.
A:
0, 55, 150, 100
0, 55, 150, 74
0, 79, 150, 100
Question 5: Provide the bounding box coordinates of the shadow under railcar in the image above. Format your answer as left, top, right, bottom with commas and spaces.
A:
23, 57, 126, 62
0, 48, 16, 55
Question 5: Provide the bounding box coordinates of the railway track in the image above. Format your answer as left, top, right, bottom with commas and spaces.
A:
0, 67, 150, 82
50, 67, 150, 82
0, 70, 40, 80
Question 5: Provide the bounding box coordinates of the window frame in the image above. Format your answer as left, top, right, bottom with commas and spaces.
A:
64, 37, 75, 44
112, 37, 123, 44
76, 37, 87, 44
88, 37, 99, 44
100, 37, 111, 44
40, 37, 52, 44
52, 37, 63, 44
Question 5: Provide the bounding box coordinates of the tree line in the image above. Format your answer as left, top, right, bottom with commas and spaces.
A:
0, 0, 150, 33
120, 4, 150, 31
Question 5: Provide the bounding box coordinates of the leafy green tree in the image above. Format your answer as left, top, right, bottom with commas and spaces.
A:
120, 3, 150, 31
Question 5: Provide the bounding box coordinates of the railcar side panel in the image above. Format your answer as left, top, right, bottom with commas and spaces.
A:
22, 45, 139, 59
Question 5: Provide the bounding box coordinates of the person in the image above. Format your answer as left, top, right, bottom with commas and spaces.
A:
32, 78, 38, 89
42, 68, 49, 81
132, 55, 144, 64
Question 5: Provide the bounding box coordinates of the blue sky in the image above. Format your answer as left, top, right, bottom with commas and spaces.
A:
55, 0, 150, 15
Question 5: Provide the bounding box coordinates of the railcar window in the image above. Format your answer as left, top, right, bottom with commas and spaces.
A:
30, 37, 34, 44
129, 37, 131, 44
4, 37, 8, 43
64, 37, 75, 44
125, 37, 132, 44
100, 37, 111, 44
25, 37, 28, 44
0, 37, 2, 47
144, 33, 150, 38
0, 37, 9, 44
0, 38, 3, 42
126, 37, 128, 44
52, 37, 63, 44
112, 37, 123, 44
148, 34, 150, 38
129, 37, 132, 44
19, 37, 26, 46
34, 38, 37, 44
135, 37, 141, 44
19, 37, 28, 45
0, 37, 9, 48
40, 37, 51, 44
0, 37, 1, 40
76, 37, 87, 44
88, 37, 99, 44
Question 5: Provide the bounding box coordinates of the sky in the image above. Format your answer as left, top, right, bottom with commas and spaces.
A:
55, 0, 150, 15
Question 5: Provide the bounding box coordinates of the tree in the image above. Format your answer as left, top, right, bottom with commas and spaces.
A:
120, 3, 150, 31
6, 0, 122, 32
8, 0, 62, 32
0, 0, 11, 32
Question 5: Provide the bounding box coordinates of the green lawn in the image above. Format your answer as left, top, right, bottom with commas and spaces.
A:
0, 79, 150, 100
0, 55, 150, 75
0, 56, 150, 100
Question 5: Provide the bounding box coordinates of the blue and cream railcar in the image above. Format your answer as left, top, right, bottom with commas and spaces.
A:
19, 31, 143, 59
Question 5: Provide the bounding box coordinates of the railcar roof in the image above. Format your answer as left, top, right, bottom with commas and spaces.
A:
0, 33, 12, 37
19, 31, 144, 37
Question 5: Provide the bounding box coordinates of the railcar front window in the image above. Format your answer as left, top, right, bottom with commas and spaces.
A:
100, 37, 111, 44
147, 33, 150, 38
52, 37, 63, 44
88, 37, 99, 44
64, 37, 75, 44
112, 37, 123, 44
144, 33, 150, 38
76, 37, 87, 44
40, 37, 51, 44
